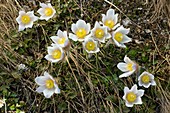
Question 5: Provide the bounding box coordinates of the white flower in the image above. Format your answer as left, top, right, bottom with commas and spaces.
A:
117, 55, 137, 78
0, 99, 5, 108
91, 21, 111, 43
102, 9, 119, 31
45, 45, 65, 63
16, 11, 38, 31
51, 30, 70, 48
112, 26, 132, 48
69, 19, 90, 42
123, 84, 144, 107
35, 71, 60, 98
138, 71, 156, 88
82, 36, 100, 53
37, 3, 56, 21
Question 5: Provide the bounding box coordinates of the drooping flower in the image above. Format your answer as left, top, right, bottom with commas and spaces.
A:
82, 36, 100, 53
112, 26, 132, 48
117, 55, 138, 78
138, 71, 156, 88
45, 45, 65, 63
50, 30, 70, 49
69, 19, 90, 42
16, 11, 38, 31
101, 9, 119, 31
37, 3, 56, 21
91, 21, 111, 43
123, 84, 144, 107
35, 71, 60, 98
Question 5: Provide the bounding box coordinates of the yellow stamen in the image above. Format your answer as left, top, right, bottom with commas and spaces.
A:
104, 20, 115, 29
85, 41, 96, 51
114, 32, 123, 42
76, 28, 87, 39
95, 28, 104, 39
126, 92, 137, 103
45, 79, 54, 89
44, 7, 53, 16
21, 15, 31, 24
141, 74, 150, 83
58, 37, 66, 44
52, 49, 62, 59
127, 63, 133, 71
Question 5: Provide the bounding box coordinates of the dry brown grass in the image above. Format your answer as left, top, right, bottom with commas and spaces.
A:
151, 0, 170, 27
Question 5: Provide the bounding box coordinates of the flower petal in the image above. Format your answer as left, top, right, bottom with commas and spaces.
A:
124, 55, 133, 64
137, 89, 144, 97
57, 30, 64, 38
43, 89, 55, 98
71, 23, 77, 33
135, 97, 143, 105
69, 33, 78, 41
18, 24, 25, 31
54, 85, 60, 94
151, 80, 156, 86
121, 35, 132, 43
125, 102, 134, 107
25, 22, 33, 28
119, 70, 135, 78
131, 84, 138, 94
143, 83, 151, 88
35, 76, 48, 85
76, 19, 86, 29
117, 62, 128, 72
36, 86, 46, 93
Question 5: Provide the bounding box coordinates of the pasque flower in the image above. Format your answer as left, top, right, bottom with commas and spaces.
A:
45, 44, 65, 63
35, 71, 60, 98
101, 9, 119, 31
37, 3, 56, 21
112, 26, 132, 48
82, 36, 100, 53
50, 30, 70, 48
138, 71, 156, 88
91, 21, 111, 43
123, 84, 144, 107
117, 55, 138, 78
16, 11, 38, 31
69, 19, 91, 42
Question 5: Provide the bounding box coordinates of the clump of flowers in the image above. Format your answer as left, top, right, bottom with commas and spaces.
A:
15, 2, 157, 108
117, 55, 156, 107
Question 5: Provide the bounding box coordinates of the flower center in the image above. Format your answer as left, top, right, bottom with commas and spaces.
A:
21, 15, 31, 24
95, 28, 105, 39
52, 49, 62, 59
114, 32, 123, 42
104, 20, 115, 29
85, 41, 96, 51
127, 63, 133, 71
44, 7, 53, 16
45, 79, 54, 89
126, 92, 137, 103
141, 74, 150, 83
76, 28, 87, 39
58, 37, 66, 44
